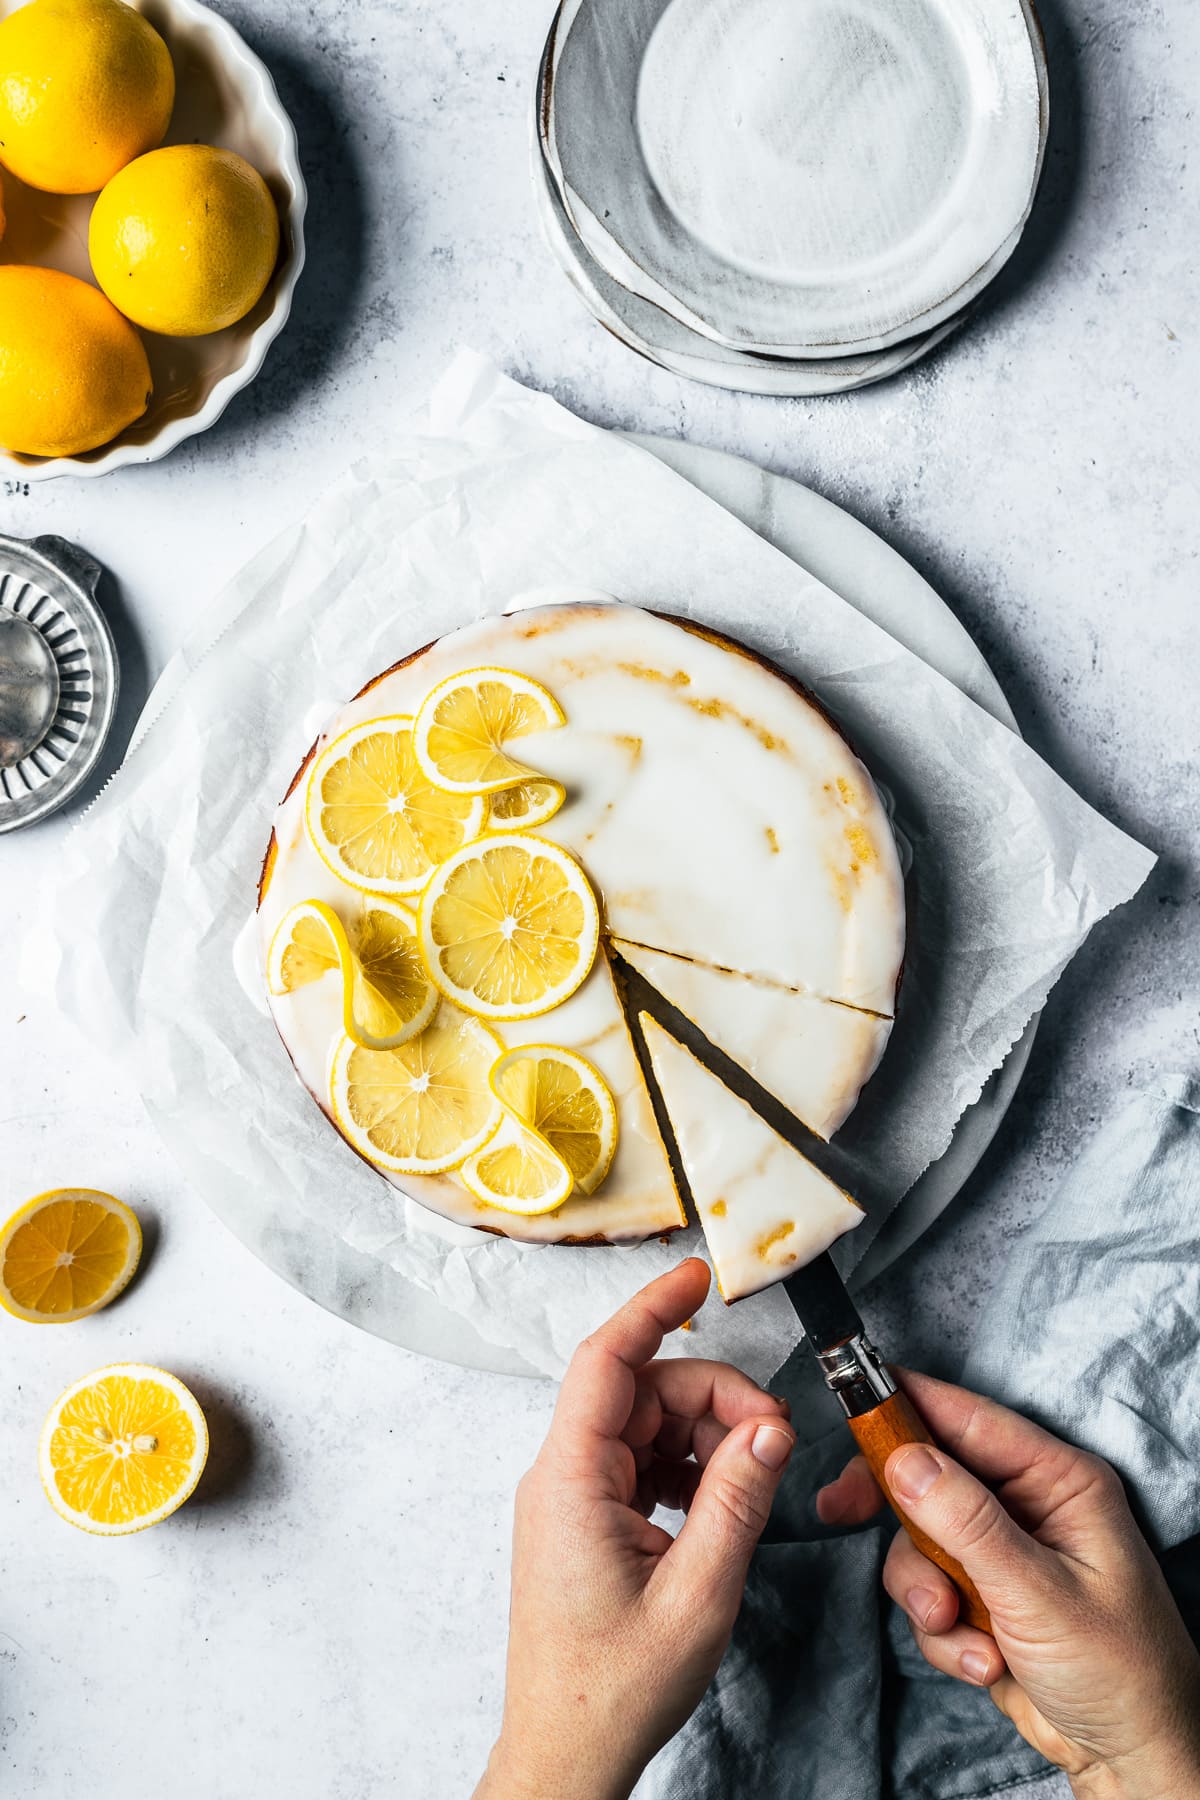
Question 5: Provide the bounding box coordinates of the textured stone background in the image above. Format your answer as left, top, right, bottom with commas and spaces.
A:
2, 0, 1197, 1792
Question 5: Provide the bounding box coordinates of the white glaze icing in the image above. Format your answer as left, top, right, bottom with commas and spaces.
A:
258, 598, 903, 1246
264, 601, 905, 1008
615, 938, 891, 1140
640, 1015, 865, 1302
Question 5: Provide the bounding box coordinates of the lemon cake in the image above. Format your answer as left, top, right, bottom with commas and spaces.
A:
257, 596, 905, 1272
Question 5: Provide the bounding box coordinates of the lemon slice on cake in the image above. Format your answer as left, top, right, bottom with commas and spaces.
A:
0, 1189, 141, 1324
268, 898, 437, 1052
462, 1115, 574, 1216
306, 716, 486, 895
418, 832, 600, 1020
40, 1364, 208, 1536
489, 1046, 617, 1195
413, 668, 565, 794
330, 1008, 503, 1174
487, 778, 566, 831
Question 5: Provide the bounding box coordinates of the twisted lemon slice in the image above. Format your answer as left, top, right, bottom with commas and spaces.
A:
462, 1046, 616, 1216
462, 1115, 573, 1216
489, 1046, 617, 1196
268, 897, 437, 1052
40, 1364, 208, 1536
0, 1189, 141, 1324
305, 716, 485, 895
487, 777, 566, 831
412, 668, 565, 794
418, 832, 600, 1020
329, 1008, 502, 1174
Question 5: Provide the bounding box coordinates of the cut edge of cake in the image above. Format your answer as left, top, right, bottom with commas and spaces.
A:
638, 1013, 865, 1303
613, 937, 892, 1140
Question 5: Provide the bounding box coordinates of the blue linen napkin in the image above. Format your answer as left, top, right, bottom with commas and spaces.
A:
639, 1076, 1200, 1800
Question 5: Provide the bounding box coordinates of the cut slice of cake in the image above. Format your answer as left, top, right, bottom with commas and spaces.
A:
615, 938, 891, 1140
640, 1015, 865, 1301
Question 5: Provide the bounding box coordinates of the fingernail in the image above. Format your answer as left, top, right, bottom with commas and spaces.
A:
752, 1424, 794, 1470
767, 1392, 792, 1417
961, 1650, 992, 1686
891, 1445, 941, 1501
907, 1586, 939, 1628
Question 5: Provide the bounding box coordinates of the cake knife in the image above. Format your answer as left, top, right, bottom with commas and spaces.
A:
785, 1254, 993, 1635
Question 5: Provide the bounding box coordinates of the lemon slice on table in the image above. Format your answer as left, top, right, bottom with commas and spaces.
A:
487, 778, 566, 831
0, 1189, 141, 1324
329, 1008, 503, 1174
305, 716, 486, 895
418, 832, 600, 1020
489, 1046, 618, 1196
267, 898, 437, 1052
412, 668, 565, 794
40, 1364, 208, 1536
462, 1114, 574, 1216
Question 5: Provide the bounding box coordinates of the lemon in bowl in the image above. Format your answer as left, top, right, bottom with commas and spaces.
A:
0, 264, 152, 456
0, 0, 174, 194
90, 143, 280, 337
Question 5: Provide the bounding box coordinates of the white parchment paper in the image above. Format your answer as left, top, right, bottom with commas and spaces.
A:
34, 354, 1154, 1383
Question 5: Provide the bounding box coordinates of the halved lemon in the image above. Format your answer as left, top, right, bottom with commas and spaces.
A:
487, 778, 566, 831
39, 1364, 208, 1536
418, 832, 600, 1020
489, 1046, 618, 1196
462, 1114, 573, 1216
305, 716, 486, 895
412, 668, 565, 794
0, 1189, 141, 1324
329, 1007, 503, 1174
267, 897, 437, 1051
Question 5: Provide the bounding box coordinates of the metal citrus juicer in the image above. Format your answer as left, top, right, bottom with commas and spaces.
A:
0, 533, 118, 833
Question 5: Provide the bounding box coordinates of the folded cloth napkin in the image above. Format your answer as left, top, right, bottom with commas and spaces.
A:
638, 1074, 1200, 1800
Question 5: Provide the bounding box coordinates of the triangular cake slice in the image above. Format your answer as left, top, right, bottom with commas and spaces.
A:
615, 939, 891, 1140
640, 1015, 864, 1301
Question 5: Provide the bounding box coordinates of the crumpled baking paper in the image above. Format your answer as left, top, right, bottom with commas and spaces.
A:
33, 353, 1154, 1383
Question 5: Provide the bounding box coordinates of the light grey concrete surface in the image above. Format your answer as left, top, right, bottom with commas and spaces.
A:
1, 0, 1196, 1793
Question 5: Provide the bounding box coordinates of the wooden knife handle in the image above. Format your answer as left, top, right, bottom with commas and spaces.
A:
847, 1390, 993, 1636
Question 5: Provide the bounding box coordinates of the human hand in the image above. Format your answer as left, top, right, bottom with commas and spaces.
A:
475, 1258, 795, 1800
817, 1370, 1200, 1800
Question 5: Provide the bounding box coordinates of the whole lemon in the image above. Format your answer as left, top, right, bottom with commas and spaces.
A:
0, 266, 152, 457
0, 0, 174, 195
90, 144, 280, 337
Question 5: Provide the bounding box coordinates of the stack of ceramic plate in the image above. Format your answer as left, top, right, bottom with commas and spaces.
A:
534, 0, 1049, 396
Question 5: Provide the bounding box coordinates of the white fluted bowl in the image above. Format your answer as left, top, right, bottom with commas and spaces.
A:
0, 0, 306, 481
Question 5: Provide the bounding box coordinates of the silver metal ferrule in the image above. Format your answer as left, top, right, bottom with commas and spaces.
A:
816, 1332, 897, 1419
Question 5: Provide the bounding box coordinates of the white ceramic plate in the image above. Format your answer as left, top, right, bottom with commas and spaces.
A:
544, 0, 1047, 358
188, 437, 1031, 1375
0, 0, 306, 481
533, 130, 967, 397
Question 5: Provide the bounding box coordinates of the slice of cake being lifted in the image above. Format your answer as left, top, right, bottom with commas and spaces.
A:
640, 1015, 865, 1301
615, 939, 891, 1141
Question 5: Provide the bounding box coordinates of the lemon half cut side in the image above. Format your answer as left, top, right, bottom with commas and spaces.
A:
0, 1189, 141, 1324
40, 1364, 208, 1535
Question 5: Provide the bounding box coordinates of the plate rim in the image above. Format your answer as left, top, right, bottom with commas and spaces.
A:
542, 0, 1050, 358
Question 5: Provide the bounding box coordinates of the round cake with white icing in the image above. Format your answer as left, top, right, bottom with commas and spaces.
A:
257, 596, 905, 1286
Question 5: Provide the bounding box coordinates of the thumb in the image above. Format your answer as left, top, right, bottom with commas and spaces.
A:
667, 1417, 795, 1625
886, 1443, 1060, 1617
